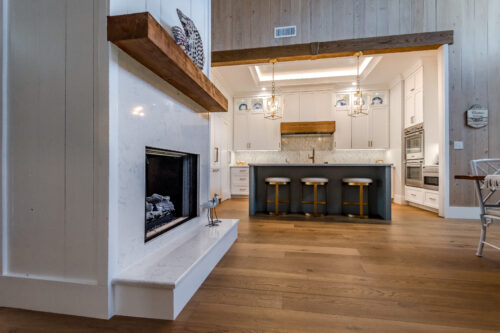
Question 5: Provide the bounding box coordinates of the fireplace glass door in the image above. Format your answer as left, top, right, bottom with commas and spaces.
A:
145, 147, 198, 242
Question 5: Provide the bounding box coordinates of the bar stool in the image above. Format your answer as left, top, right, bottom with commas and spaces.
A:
342, 178, 372, 218
300, 177, 328, 217
265, 177, 291, 215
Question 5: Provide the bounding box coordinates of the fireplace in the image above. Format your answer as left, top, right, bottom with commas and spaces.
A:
145, 147, 199, 242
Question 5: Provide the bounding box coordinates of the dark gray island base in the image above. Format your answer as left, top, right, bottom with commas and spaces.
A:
249, 163, 392, 221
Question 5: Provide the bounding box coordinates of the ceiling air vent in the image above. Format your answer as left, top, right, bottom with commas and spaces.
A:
274, 25, 296, 38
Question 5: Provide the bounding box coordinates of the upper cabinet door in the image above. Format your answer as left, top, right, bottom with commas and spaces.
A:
405, 93, 414, 128
315, 91, 333, 121
247, 113, 267, 150
414, 67, 423, 92
299, 91, 333, 121
283, 93, 300, 122
247, 113, 281, 151
299, 92, 315, 121
233, 112, 249, 150
266, 117, 282, 151
414, 89, 424, 124
332, 109, 351, 149
405, 72, 415, 97
351, 115, 370, 149
370, 106, 389, 149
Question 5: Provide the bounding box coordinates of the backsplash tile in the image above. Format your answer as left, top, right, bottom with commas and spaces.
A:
281, 134, 333, 151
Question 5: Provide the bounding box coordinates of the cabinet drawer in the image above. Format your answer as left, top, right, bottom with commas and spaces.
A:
405, 186, 424, 204
231, 185, 249, 195
424, 190, 439, 209
231, 167, 249, 176
231, 174, 249, 186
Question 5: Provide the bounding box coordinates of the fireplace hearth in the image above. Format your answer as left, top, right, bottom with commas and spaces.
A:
145, 147, 198, 242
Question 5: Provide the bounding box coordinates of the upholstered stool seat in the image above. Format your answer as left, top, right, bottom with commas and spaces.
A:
300, 177, 328, 217
301, 177, 328, 183
265, 177, 291, 215
265, 177, 291, 183
342, 178, 373, 184
342, 178, 373, 218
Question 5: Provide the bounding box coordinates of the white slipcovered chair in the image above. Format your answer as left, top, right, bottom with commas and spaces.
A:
471, 159, 500, 256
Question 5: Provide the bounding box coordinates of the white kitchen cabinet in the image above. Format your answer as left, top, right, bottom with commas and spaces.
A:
313, 91, 333, 121
404, 67, 424, 128
231, 166, 249, 196
234, 111, 281, 151
299, 91, 332, 121
405, 186, 424, 204
283, 93, 300, 122
423, 190, 439, 209
299, 92, 315, 121
247, 113, 267, 150
405, 186, 440, 210
370, 106, 389, 148
332, 109, 351, 149
234, 112, 249, 150
351, 115, 370, 149
210, 114, 231, 200
414, 89, 424, 124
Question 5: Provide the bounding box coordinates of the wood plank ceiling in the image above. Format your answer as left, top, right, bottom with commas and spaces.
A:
211, 0, 500, 207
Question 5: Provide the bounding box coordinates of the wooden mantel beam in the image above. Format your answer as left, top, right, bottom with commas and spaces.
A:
108, 12, 228, 112
211, 30, 453, 66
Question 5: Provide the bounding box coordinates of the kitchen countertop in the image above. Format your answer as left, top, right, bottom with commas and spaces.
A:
249, 163, 392, 167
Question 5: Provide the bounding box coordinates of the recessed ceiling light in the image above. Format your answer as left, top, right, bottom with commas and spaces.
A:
352, 81, 357, 85
255, 57, 373, 82
261, 87, 266, 91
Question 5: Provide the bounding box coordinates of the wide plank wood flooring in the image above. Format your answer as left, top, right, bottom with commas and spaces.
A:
1, 199, 500, 332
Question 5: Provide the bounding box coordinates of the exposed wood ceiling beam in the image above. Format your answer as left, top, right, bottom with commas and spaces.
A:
211, 30, 453, 67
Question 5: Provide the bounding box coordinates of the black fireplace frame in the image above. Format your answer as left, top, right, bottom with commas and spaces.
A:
144, 146, 199, 242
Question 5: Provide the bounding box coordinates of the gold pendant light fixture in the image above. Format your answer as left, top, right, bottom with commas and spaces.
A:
264, 59, 283, 120
350, 51, 369, 117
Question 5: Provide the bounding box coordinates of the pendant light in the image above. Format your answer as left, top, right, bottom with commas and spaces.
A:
350, 51, 369, 117
264, 59, 283, 120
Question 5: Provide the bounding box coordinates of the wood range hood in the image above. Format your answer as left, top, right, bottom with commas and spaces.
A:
280, 121, 336, 135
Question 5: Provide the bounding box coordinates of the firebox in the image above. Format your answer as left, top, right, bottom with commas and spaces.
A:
145, 147, 199, 242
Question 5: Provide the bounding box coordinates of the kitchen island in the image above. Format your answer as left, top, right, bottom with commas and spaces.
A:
249, 163, 392, 220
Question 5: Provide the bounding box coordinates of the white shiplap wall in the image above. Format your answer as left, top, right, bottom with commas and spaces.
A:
0, 0, 110, 318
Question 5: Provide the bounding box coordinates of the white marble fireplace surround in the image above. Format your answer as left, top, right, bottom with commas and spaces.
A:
107, 0, 237, 320
0, 0, 237, 320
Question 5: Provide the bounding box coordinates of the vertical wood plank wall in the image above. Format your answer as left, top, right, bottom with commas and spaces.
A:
5, 0, 101, 280
212, 0, 500, 207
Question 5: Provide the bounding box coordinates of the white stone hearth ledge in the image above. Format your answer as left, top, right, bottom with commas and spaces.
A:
112, 218, 239, 320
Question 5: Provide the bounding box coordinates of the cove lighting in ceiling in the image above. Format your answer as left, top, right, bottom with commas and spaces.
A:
255, 57, 373, 82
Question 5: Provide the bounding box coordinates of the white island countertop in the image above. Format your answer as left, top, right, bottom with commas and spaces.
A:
248, 163, 393, 167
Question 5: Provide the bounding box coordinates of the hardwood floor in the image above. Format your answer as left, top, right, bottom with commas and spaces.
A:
2, 199, 500, 332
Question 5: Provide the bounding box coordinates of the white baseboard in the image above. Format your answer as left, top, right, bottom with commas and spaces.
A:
393, 194, 406, 205
409, 202, 438, 214
445, 206, 480, 219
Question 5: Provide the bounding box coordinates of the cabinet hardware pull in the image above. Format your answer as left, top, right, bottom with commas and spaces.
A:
214, 147, 219, 163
